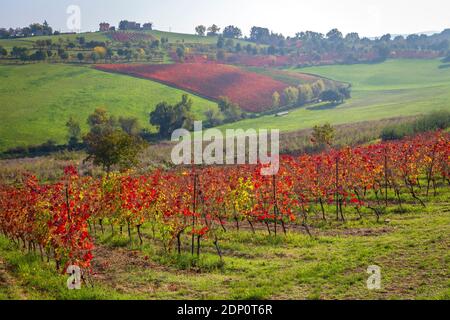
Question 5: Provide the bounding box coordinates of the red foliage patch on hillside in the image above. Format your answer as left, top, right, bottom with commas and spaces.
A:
95, 63, 291, 112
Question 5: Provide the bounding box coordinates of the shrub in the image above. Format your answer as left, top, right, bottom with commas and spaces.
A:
413, 110, 450, 132
380, 125, 413, 141
381, 110, 450, 141
442, 55, 450, 63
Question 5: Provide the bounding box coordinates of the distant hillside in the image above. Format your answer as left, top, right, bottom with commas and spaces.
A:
217, 59, 450, 132
2, 27, 449, 67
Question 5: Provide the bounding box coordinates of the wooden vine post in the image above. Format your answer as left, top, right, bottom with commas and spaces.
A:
335, 154, 339, 221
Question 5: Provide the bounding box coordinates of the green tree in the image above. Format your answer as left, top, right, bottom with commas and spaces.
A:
91, 52, 100, 63
66, 116, 81, 148
217, 36, 225, 49
225, 39, 235, 48
77, 52, 84, 63
0, 46, 7, 57
223, 25, 242, 39
150, 95, 195, 138
84, 109, 144, 174
11, 47, 27, 58
345, 32, 360, 43
207, 24, 221, 36
42, 20, 53, 35
77, 36, 86, 46
204, 108, 224, 127
60, 52, 69, 60
195, 25, 206, 36
326, 28, 343, 42
283, 87, 299, 106
311, 79, 326, 98
298, 84, 313, 105
173, 94, 195, 130
150, 102, 175, 138
119, 20, 129, 31
87, 108, 110, 127
119, 117, 141, 136
106, 48, 114, 60
374, 44, 390, 61
267, 45, 277, 55
218, 97, 242, 122
19, 52, 29, 62
311, 123, 335, 149
320, 90, 343, 104
35, 40, 46, 48
338, 86, 352, 99
250, 26, 270, 43
85, 129, 143, 175
176, 47, 185, 61
380, 33, 391, 42
30, 50, 47, 61
272, 91, 281, 109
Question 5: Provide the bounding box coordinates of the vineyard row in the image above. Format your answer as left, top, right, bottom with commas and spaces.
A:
0, 131, 448, 272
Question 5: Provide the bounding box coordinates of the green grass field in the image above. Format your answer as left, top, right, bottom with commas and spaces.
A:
0, 63, 217, 151
218, 59, 450, 132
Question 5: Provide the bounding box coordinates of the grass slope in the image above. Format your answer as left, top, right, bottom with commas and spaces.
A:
218, 59, 450, 132
0, 64, 217, 151
0, 32, 109, 50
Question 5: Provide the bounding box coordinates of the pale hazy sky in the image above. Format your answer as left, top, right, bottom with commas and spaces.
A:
1, 0, 449, 37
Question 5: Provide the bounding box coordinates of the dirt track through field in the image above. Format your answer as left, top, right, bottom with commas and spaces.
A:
0, 257, 28, 299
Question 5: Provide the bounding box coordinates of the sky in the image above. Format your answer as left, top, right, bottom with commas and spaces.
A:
1, 0, 449, 38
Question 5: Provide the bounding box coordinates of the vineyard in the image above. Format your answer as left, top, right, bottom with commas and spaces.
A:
95, 63, 292, 112
0, 132, 448, 277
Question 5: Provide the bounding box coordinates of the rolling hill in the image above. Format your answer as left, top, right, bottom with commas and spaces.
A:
1, 32, 449, 152
0, 32, 110, 50
0, 29, 256, 49
0, 63, 217, 151
217, 59, 450, 132
94, 63, 314, 112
